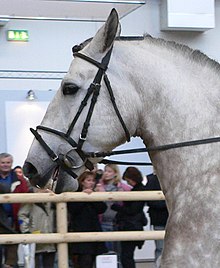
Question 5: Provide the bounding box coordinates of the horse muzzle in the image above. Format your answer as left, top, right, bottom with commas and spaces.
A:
23, 160, 79, 193
23, 161, 53, 189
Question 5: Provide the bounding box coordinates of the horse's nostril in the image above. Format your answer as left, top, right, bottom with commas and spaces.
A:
23, 162, 38, 178
23, 162, 51, 189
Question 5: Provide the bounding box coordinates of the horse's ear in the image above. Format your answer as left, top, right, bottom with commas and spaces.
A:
89, 8, 119, 54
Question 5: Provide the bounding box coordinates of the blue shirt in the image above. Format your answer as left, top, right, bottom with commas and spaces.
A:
0, 173, 13, 216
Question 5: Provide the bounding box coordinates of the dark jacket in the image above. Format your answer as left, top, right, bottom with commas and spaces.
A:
146, 173, 168, 226
0, 183, 17, 234
0, 171, 28, 233
111, 183, 147, 248
112, 183, 147, 231
68, 200, 108, 255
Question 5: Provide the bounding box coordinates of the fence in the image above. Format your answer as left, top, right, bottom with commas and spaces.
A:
0, 191, 165, 267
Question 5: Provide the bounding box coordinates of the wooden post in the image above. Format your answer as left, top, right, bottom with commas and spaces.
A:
56, 202, 68, 268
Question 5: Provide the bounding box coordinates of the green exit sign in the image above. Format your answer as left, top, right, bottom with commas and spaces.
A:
7, 30, 29, 42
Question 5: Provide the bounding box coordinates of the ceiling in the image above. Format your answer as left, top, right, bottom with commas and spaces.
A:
0, 0, 146, 22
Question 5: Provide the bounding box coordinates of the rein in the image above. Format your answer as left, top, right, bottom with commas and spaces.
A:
87, 136, 220, 161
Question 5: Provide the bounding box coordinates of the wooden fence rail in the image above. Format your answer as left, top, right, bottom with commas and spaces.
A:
0, 191, 165, 268
0, 190, 165, 203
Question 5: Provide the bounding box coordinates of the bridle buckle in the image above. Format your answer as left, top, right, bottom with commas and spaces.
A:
51, 155, 59, 162
79, 134, 87, 141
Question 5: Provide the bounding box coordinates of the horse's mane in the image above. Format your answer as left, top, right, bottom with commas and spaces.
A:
73, 34, 220, 72
144, 34, 220, 72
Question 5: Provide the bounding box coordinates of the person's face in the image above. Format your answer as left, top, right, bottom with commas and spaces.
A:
103, 166, 116, 181
81, 175, 95, 190
15, 168, 23, 177
124, 177, 136, 187
0, 156, 13, 175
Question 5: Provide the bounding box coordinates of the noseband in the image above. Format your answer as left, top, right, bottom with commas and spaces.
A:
30, 45, 130, 179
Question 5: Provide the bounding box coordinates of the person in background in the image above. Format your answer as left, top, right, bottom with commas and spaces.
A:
0, 182, 18, 268
68, 171, 107, 268
90, 164, 103, 186
0, 153, 28, 268
18, 187, 56, 268
97, 164, 131, 253
111, 166, 147, 268
146, 170, 169, 268
13, 166, 24, 178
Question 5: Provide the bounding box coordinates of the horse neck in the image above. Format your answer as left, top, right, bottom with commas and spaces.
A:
113, 39, 220, 202
112, 40, 220, 265
113, 39, 219, 145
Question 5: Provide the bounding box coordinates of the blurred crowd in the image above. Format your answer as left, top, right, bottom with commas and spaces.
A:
0, 152, 168, 268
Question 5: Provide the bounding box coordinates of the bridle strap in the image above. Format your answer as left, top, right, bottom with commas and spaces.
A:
100, 159, 152, 166
77, 83, 101, 149
74, 49, 131, 144
35, 125, 93, 170
75, 50, 110, 149
73, 52, 108, 71
104, 73, 130, 142
30, 128, 78, 178
66, 85, 94, 136
30, 128, 59, 162
85, 136, 220, 158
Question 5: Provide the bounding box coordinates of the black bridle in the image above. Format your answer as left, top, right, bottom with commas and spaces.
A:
30, 45, 131, 178
30, 40, 220, 180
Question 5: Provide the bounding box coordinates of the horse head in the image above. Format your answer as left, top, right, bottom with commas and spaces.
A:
23, 9, 139, 193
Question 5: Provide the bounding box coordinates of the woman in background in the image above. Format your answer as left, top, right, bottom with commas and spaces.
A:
13, 166, 24, 178
111, 167, 147, 268
97, 164, 131, 252
18, 187, 56, 268
68, 171, 107, 268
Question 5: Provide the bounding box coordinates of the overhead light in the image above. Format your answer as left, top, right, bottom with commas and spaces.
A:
26, 90, 37, 101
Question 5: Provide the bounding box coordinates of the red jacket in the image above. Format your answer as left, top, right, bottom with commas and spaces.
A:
10, 171, 29, 231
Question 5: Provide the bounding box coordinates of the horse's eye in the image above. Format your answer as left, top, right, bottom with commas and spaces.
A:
62, 83, 79, 95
